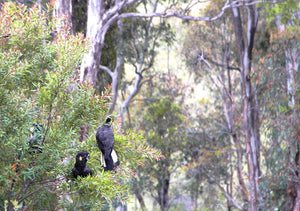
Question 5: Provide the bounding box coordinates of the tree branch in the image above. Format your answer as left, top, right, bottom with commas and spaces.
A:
197, 53, 241, 72
116, 0, 272, 22
102, 0, 273, 40
203, 169, 243, 210
18, 183, 57, 203
99, 65, 113, 77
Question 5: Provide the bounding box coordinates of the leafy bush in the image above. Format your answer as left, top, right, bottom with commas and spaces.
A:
0, 2, 159, 210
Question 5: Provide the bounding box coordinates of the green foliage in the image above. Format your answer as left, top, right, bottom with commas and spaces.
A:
251, 3, 300, 208
254, 32, 299, 209
72, 0, 88, 34
127, 72, 188, 210
114, 130, 161, 167
0, 2, 159, 210
265, 0, 300, 26
144, 97, 184, 154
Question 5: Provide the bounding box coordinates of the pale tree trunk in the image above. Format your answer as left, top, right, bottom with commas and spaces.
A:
231, 2, 262, 210
107, 55, 123, 114
275, 16, 296, 107
54, 0, 74, 34
79, 0, 138, 94
284, 41, 300, 211
275, 6, 300, 210
100, 20, 124, 114
79, 0, 144, 118
79, 0, 159, 122
80, 0, 106, 92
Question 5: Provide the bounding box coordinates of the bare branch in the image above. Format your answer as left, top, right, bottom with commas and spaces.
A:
103, 0, 134, 22
148, 0, 155, 6
203, 169, 243, 210
138, 73, 157, 89
102, 0, 272, 35
99, 65, 113, 77
197, 51, 224, 96
116, 0, 271, 22
119, 0, 162, 127
198, 54, 241, 72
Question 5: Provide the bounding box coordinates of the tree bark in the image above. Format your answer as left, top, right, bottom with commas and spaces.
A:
80, 0, 106, 92
79, 0, 138, 92
231, 2, 261, 210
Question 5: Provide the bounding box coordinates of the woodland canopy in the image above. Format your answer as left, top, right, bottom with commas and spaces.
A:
0, 0, 300, 210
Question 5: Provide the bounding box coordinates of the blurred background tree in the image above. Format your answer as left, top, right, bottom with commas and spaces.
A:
129, 72, 187, 211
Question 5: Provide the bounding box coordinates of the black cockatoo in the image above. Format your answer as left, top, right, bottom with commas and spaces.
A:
96, 117, 119, 171
72, 151, 93, 179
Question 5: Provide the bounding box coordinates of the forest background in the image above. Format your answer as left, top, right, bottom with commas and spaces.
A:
0, 0, 300, 210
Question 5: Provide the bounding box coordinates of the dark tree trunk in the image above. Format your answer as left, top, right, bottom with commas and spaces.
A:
135, 191, 146, 211
156, 170, 171, 211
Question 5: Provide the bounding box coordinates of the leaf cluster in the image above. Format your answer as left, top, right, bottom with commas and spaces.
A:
265, 0, 300, 26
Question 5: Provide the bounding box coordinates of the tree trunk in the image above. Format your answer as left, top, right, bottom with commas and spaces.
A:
232, 134, 249, 210
79, 0, 138, 94
159, 179, 170, 211
275, 8, 300, 210
231, 3, 261, 210
284, 50, 300, 210
108, 20, 124, 114
156, 170, 170, 211
135, 191, 146, 211
224, 47, 249, 209
80, 0, 106, 93
120, 73, 142, 126
54, 0, 74, 34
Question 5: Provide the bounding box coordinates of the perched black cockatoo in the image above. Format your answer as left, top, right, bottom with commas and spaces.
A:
27, 123, 43, 154
96, 117, 119, 171
72, 151, 93, 179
